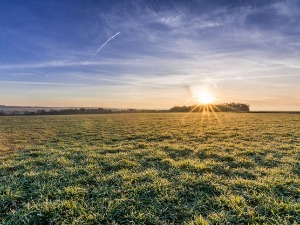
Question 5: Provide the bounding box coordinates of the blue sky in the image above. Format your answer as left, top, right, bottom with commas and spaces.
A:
0, 0, 300, 110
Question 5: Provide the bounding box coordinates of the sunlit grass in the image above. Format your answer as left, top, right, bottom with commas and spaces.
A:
0, 113, 299, 224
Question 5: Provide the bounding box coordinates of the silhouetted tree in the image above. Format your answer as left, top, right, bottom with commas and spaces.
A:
170, 103, 250, 112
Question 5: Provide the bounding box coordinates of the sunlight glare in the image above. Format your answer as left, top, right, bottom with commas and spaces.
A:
197, 91, 214, 104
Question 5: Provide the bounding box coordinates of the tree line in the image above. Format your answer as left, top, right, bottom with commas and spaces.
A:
0, 102, 249, 116
170, 103, 250, 112
0, 108, 167, 116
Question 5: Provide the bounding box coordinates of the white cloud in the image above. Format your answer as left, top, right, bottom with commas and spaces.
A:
273, 0, 300, 17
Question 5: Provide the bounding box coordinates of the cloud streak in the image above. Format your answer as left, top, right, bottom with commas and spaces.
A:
0, 80, 83, 86
95, 32, 121, 55
0, 1, 299, 110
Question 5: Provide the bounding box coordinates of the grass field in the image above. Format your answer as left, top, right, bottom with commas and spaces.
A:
0, 113, 300, 224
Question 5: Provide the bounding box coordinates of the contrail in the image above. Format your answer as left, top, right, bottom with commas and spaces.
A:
84, 32, 120, 65
94, 32, 120, 55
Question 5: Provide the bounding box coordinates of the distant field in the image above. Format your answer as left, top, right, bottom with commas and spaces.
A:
0, 113, 299, 224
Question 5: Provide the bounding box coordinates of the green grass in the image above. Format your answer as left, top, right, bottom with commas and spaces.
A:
0, 113, 299, 224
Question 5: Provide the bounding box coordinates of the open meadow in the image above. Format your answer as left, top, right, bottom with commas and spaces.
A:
0, 113, 300, 224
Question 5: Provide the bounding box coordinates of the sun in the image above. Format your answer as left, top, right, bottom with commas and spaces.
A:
197, 91, 214, 104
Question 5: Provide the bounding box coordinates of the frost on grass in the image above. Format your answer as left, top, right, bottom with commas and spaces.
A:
0, 113, 299, 224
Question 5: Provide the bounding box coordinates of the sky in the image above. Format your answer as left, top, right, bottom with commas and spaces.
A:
0, 0, 300, 110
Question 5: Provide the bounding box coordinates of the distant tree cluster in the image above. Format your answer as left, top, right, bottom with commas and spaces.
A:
26, 108, 114, 115
170, 103, 250, 112
0, 103, 250, 116
0, 108, 166, 116
215, 103, 250, 112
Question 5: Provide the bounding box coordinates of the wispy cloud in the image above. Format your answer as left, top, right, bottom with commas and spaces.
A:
0, 80, 83, 86
0, 0, 299, 109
